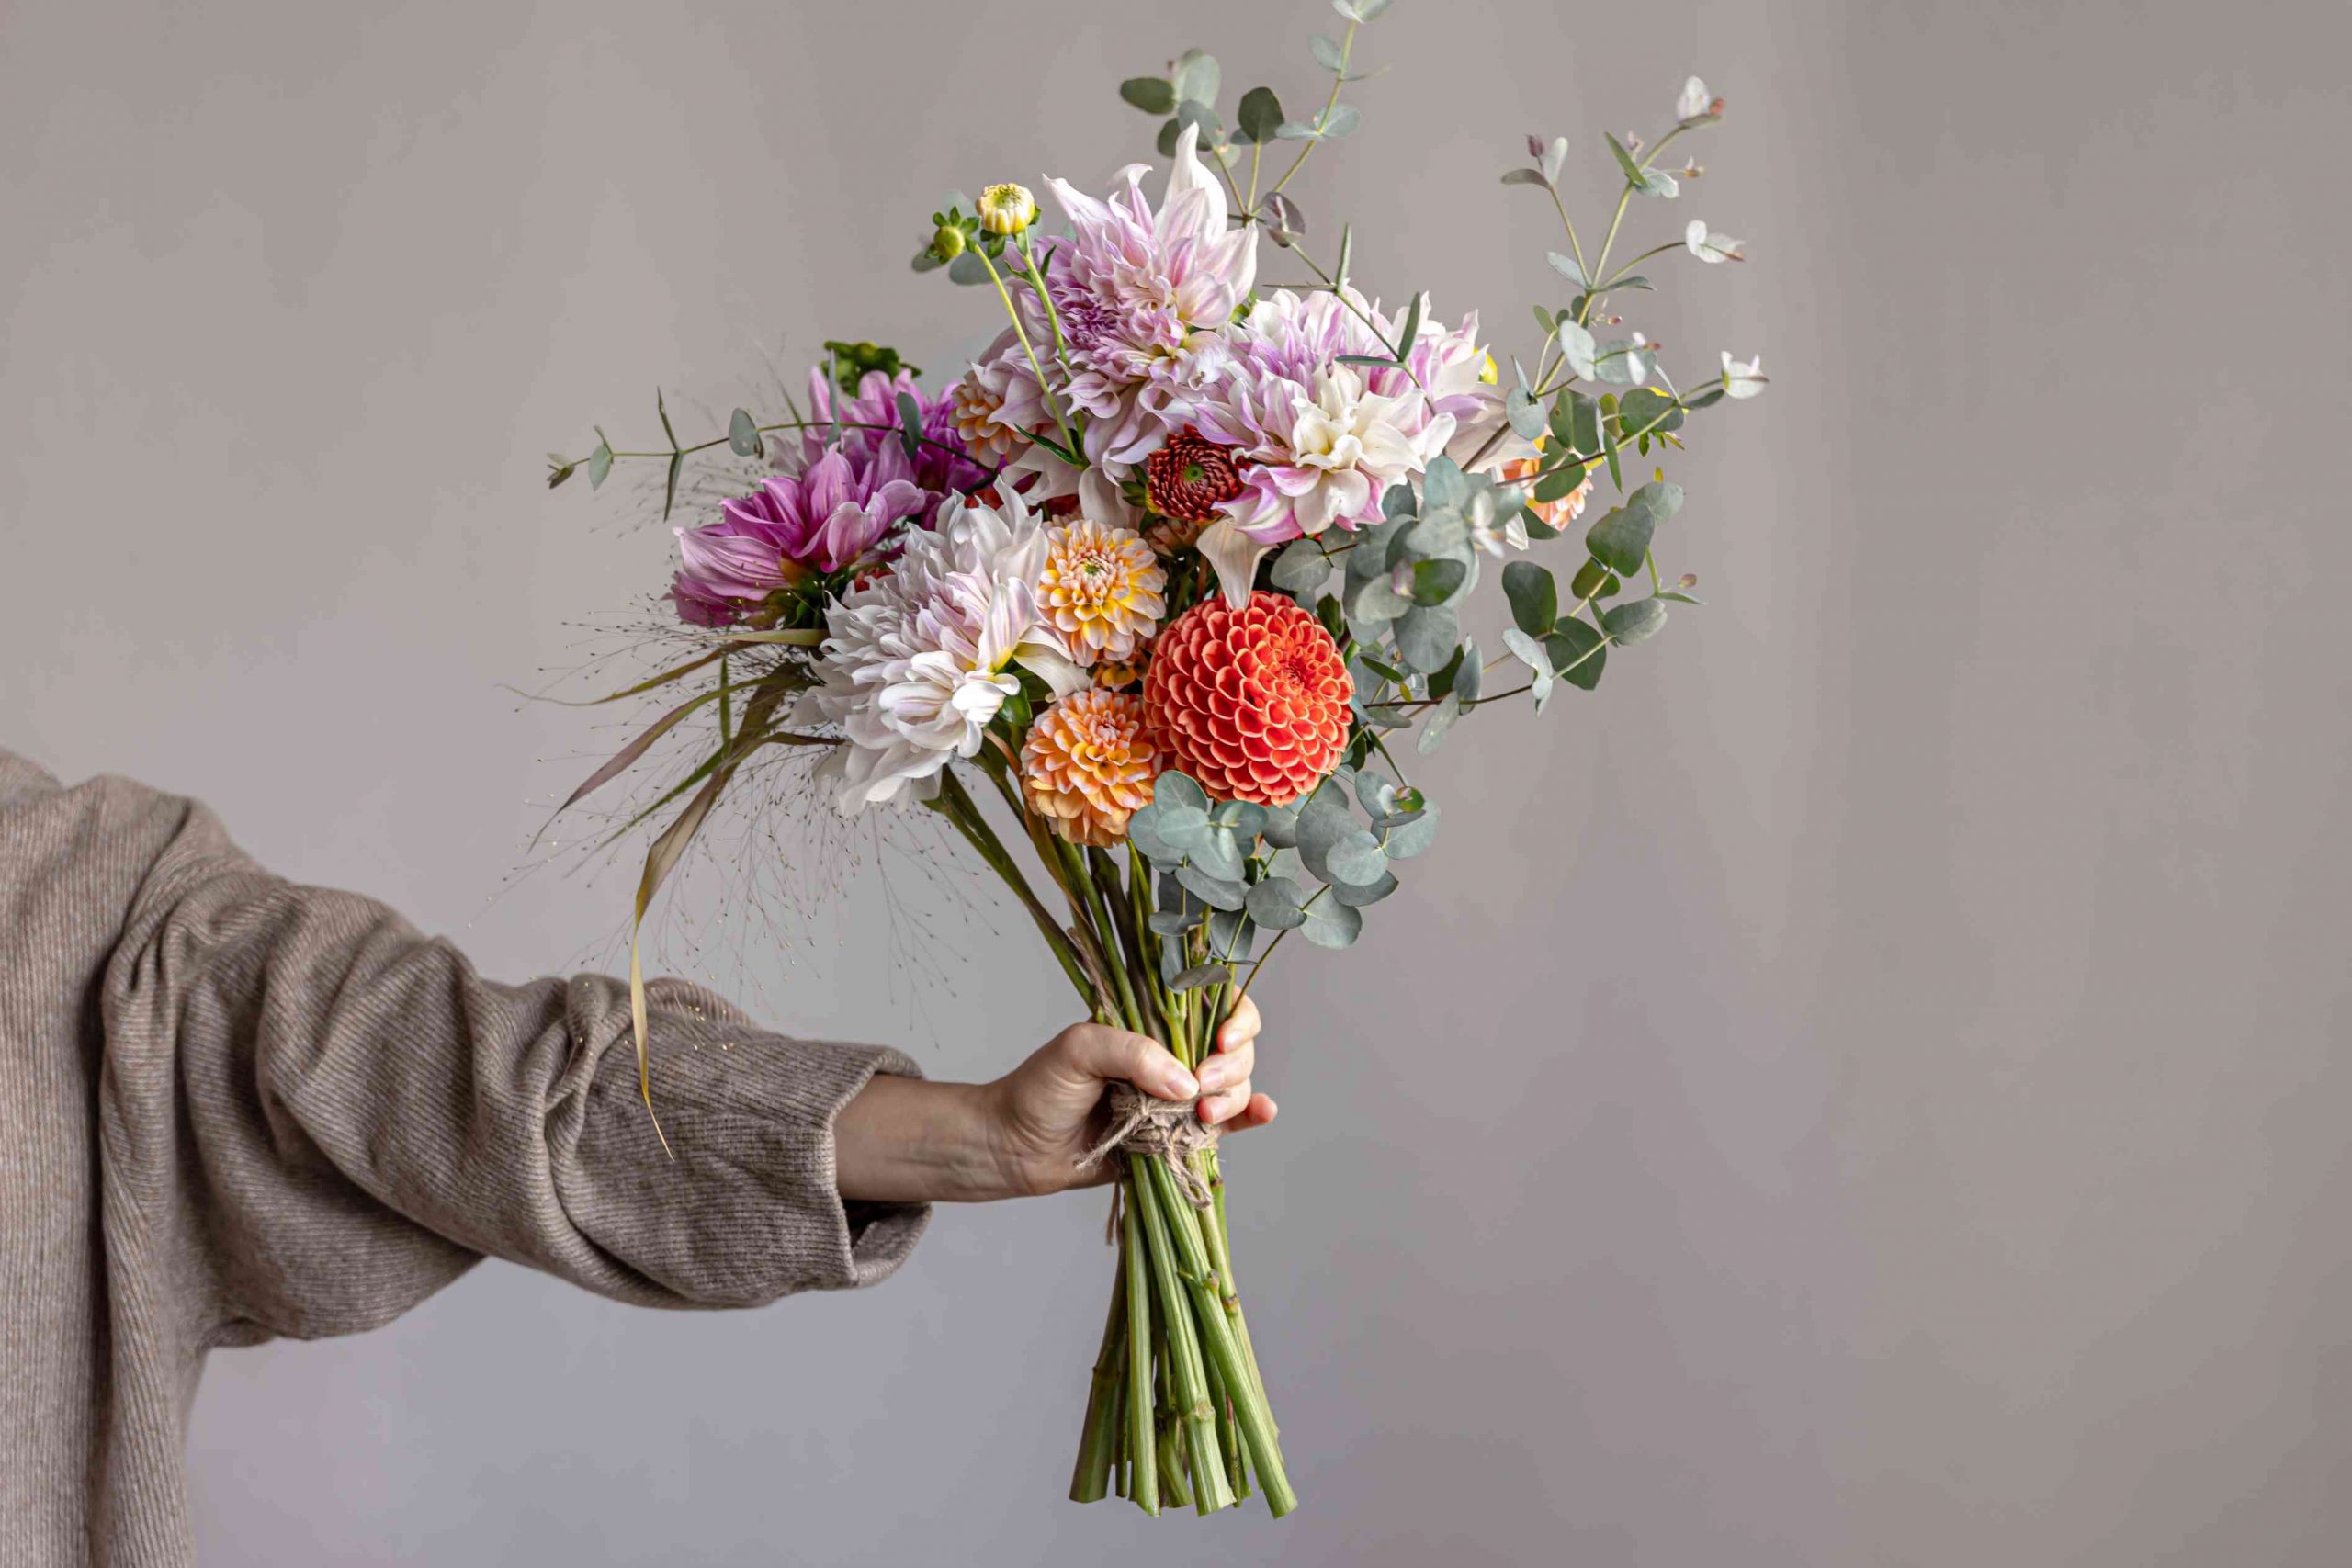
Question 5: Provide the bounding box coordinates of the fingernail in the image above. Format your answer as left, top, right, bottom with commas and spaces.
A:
1163, 1066, 1198, 1099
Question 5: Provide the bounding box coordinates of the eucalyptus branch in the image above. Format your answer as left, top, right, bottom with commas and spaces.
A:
1263, 18, 1358, 202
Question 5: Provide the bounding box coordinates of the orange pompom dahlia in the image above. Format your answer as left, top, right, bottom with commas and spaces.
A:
1021, 689, 1162, 847
1141, 592, 1354, 806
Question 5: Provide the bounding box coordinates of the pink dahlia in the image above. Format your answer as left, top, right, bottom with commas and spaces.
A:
670, 446, 924, 622
794, 366, 989, 522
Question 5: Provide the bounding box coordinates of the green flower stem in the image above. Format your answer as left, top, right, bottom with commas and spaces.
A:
1144, 1156, 1295, 1517
973, 246, 1080, 459
1069, 1253, 1128, 1504
1123, 1190, 1160, 1516
1132, 1155, 1234, 1514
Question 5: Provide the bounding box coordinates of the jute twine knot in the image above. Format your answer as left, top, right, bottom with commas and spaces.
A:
1080, 1080, 1218, 1212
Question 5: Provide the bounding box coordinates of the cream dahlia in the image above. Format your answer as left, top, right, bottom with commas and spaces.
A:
1021, 689, 1162, 847
1039, 517, 1166, 666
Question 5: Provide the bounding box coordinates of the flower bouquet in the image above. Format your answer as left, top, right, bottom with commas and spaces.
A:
542, 1, 1761, 1520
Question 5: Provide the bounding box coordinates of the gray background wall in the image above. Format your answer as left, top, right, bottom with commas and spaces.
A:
5, 0, 2348, 1562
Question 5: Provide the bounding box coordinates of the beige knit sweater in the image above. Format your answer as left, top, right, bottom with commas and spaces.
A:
0, 749, 929, 1564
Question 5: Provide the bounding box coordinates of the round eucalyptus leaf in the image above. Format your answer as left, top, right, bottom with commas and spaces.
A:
1300, 896, 1363, 950
1154, 772, 1208, 814
1245, 875, 1310, 930
1148, 908, 1200, 937
1261, 800, 1302, 849
1325, 829, 1387, 887
1380, 804, 1441, 859
1207, 907, 1255, 961
1331, 869, 1398, 907
1601, 598, 1669, 645
1189, 824, 1246, 882
1171, 964, 1235, 992
1394, 603, 1462, 673
1176, 864, 1248, 911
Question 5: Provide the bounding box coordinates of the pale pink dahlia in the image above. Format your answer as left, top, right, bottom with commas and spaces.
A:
1037, 121, 1257, 468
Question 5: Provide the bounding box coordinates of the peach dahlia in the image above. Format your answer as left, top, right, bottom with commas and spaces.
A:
1020, 689, 1162, 847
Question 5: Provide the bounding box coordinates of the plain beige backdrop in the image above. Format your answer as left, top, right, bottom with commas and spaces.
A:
6, 0, 2349, 1563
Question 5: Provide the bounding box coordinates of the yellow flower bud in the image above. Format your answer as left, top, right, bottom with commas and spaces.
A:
978, 182, 1038, 236
933, 224, 967, 261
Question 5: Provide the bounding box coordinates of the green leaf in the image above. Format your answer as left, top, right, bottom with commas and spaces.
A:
1546, 252, 1590, 289
1380, 805, 1440, 858
1585, 479, 1683, 576
1616, 387, 1684, 440
1338, 0, 1394, 17
1408, 558, 1466, 605
1502, 561, 1557, 637
1417, 692, 1461, 754
1245, 875, 1310, 930
546, 457, 576, 490
1395, 289, 1424, 355
1120, 76, 1177, 114
1505, 383, 1545, 441
1540, 135, 1569, 183
1171, 48, 1220, 107
1189, 824, 1247, 882
1170, 964, 1234, 991
1331, 868, 1398, 906
1547, 618, 1609, 690
1601, 598, 1669, 645
894, 391, 923, 459
1394, 603, 1461, 672
1532, 460, 1593, 503
1500, 168, 1549, 187
1176, 864, 1248, 911
1309, 33, 1347, 71
1550, 389, 1601, 456
1570, 558, 1623, 601
1237, 85, 1285, 142
1455, 637, 1485, 703
1325, 829, 1387, 887
662, 450, 684, 521
1605, 131, 1647, 187
1301, 895, 1363, 950
728, 408, 761, 457
1555, 320, 1599, 380
1321, 104, 1363, 138
587, 438, 613, 490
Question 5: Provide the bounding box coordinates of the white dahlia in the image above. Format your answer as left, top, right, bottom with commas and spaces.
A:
796, 488, 1083, 813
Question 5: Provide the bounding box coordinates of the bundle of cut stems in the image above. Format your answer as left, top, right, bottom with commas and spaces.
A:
926, 755, 1295, 1519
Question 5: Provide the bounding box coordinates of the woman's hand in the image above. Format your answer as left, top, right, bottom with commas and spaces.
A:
833, 998, 1275, 1204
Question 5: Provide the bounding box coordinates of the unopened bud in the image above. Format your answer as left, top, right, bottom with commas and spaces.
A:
933, 224, 967, 261
978, 182, 1037, 236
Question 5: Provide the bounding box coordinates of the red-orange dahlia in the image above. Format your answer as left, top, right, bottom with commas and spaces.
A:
1141, 592, 1354, 806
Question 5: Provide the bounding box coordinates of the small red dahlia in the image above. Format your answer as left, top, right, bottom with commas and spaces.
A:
1144, 432, 1246, 523
1142, 592, 1354, 806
